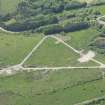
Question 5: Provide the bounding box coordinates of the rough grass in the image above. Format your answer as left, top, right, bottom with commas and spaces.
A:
65, 28, 100, 50
0, 31, 43, 67
0, 68, 103, 105
64, 28, 105, 65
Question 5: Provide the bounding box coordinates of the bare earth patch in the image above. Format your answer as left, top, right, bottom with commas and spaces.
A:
78, 51, 95, 63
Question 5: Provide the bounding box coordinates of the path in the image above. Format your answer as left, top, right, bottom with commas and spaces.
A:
51, 36, 80, 54
74, 95, 105, 105
22, 66, 105, 71
20, 36, 48, 65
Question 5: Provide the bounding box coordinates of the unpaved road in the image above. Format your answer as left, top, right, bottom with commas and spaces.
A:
20, 36, 48, 65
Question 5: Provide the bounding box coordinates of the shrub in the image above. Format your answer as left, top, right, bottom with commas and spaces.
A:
4, 16, 59, 32
36, 24, 63, 35
64, 1, 87, 10
64, 22, 89, 32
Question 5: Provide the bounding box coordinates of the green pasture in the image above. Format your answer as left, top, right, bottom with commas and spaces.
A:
24, 37, 98, 67
65, 28, 100, 50
0, 31, 43, 67
0, 68, 103, 105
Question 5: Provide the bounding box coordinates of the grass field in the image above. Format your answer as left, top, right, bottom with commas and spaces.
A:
0, 68, 104, 105
61, 28, 105, 66
0, 31, 43, 67
0, 0, 21, 14
65, 28, 100, 50
24, 36, 99, 67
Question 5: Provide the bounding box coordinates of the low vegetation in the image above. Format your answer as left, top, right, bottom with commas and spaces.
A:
0, 68, 103, 105
0, 31, 43, 67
